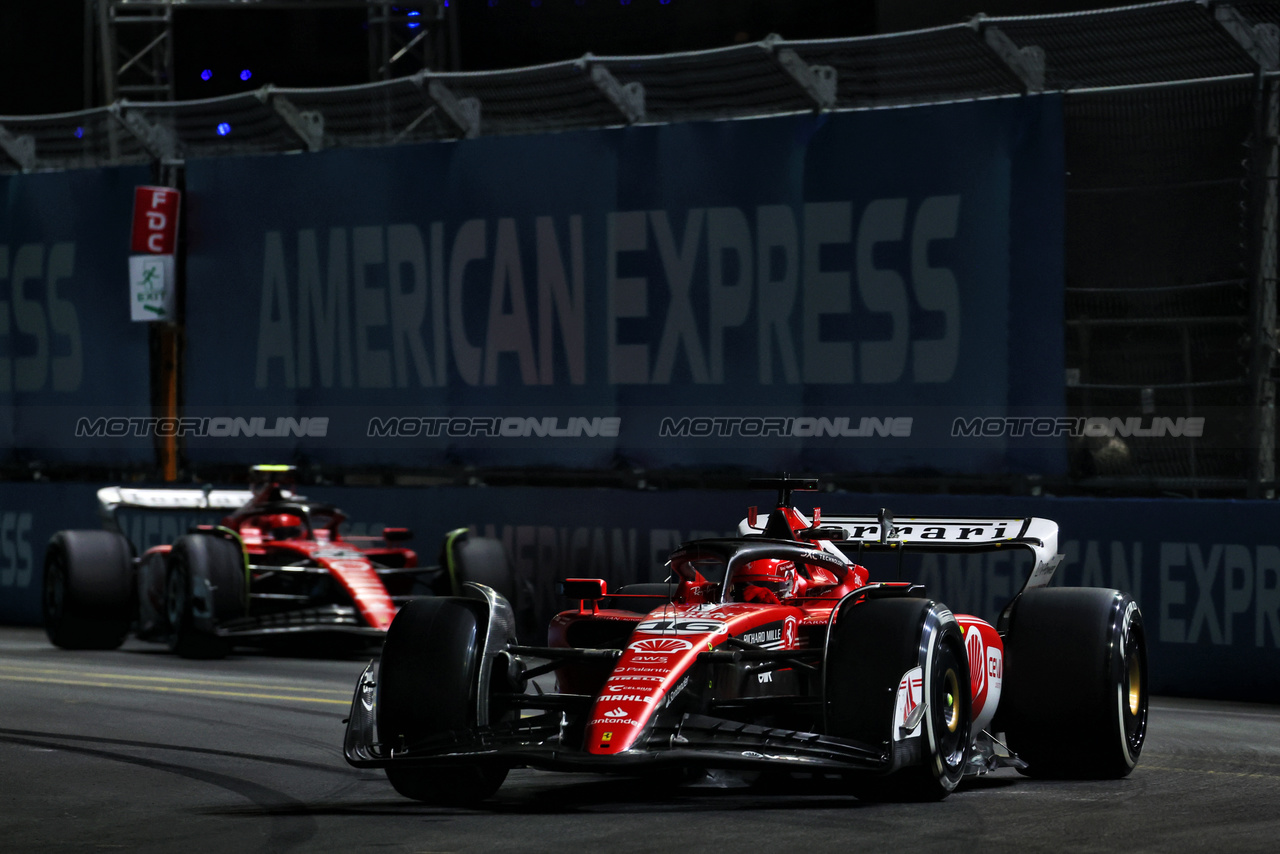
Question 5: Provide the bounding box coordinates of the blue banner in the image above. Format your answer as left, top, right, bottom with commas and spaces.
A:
0, 167, 154, 464
0, 483, 103, 624
184, 96, 1064, 474
299, 485, 1280, 703
4, 480, 1277, 702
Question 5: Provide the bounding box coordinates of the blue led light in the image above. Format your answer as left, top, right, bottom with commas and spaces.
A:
216, 122, 232, 136
531, 0, 541, 6
240, 69, 252, 81
200, 69, 212, 81
73, 127, 84, 139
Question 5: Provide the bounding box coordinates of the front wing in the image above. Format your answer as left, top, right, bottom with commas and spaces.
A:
217, 605, 385, 639
343, 663, 889, 774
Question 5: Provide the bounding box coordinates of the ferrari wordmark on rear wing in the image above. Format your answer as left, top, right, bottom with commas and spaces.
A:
740, 509, 1063, 592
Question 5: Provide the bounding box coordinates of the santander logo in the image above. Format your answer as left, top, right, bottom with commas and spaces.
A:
628, 637, 693, 653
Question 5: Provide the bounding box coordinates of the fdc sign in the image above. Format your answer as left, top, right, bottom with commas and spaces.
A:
129, 186, 179, 322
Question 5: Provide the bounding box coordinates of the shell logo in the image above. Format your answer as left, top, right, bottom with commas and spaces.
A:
628, 637, 693, 653
966, 626, 986, 695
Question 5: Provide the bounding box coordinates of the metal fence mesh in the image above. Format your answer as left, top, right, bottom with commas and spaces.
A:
3, 0, 1277, 494
1062, 74, 1260, 490
993, 1, 1258, 88
789, 26, 1022, 107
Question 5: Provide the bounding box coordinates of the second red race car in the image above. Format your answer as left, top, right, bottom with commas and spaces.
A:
345, 476, 1148, 803
43, 465, 514, 657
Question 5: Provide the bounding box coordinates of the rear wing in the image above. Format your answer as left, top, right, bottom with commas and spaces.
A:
97, 486, 256, 513
739, 509, 1063, 596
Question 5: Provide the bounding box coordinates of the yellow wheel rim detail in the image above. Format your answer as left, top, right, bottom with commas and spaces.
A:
942, 669, 960, 733
1127, 653, 1142, 716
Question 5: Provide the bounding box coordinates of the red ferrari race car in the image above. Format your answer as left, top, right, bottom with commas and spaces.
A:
43, 465, 513, 658
344, 476, 1148, 803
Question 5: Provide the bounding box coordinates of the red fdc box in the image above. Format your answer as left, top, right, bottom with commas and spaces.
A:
130, 186, 181, 255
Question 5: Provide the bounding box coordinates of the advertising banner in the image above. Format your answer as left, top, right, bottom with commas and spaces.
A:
299, 484, 1280, 703
0, 483, 102, 624
184, 96, 1065, 475
0, 167, 154, 463
5, 479, 1277, 702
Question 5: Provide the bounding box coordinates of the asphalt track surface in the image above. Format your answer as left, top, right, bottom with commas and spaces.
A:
2, 625, 1278, 854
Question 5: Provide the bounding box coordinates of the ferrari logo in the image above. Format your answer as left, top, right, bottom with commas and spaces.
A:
600, 731, 613, 749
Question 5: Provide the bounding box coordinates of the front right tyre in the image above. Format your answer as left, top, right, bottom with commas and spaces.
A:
43, 530, 133, 650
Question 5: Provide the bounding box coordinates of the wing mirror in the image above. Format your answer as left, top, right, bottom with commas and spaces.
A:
559, 578, 607, 600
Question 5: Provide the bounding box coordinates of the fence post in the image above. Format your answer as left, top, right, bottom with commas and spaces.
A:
1250, 74, 1279, 498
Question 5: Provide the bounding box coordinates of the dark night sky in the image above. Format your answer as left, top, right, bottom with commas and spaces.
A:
1, 0, 1131, 116
2, 1, 88, 115
0, 0, 875, 115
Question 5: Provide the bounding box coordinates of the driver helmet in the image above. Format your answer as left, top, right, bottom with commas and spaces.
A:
262, 513, 303, 539
731, 558, 796, 603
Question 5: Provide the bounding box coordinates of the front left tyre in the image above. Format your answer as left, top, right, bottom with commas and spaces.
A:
825, 596, 972, 801
166, 533, 246, 659
377, 597, 510, 805
43, 530, 134, 650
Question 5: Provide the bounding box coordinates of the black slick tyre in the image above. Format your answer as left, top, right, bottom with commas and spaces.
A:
166, 534, 246, 659
826, 597, 971, 801
447, 535, 515, 603
43, 530, 133, 650
1001, 587, 1147, 778
377, 597, 508, 804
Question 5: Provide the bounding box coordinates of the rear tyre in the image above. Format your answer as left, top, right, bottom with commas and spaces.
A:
166, 534, 246, 659
444, 534, 515, 602
43, 531, 133, 650
377, 597, 509, 804
826, 597, 971, 801
1002, 587, 1147, 778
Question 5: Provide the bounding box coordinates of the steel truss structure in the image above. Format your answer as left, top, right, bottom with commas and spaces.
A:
95, 0, 450, 106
